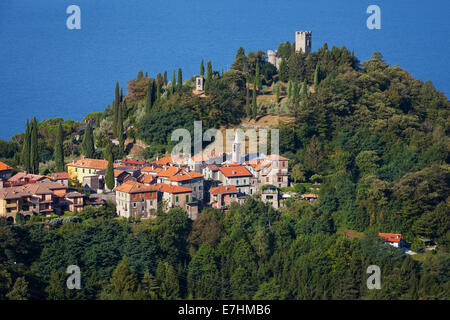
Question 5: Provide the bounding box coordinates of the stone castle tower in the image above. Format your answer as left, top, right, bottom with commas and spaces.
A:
295, 31, 312, 55
267, 31, 312, 70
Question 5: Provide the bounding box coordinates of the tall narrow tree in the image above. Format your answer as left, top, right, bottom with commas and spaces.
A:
314, 63, 320, 91
82, 122, 95, 158
245, 84, 251, 117
252, 80, 257, 119
172, 71, 176, 94
163, 71, 168, 86
205, 61, 212, 94
113, 82, 120, 136
21, 120, 31, 172
54, 122, 65, 172
177, 68, 182, 92
30, 117, 39, 174
145, 79, 154, 113
200, 59, 205, 77
105, 142, 115, 190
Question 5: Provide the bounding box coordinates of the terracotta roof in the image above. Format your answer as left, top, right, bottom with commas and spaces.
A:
152, 156, 174, 166
68, 159, 108, 170
0, 161, 12, 171
114, 180, 156, 194
155, 166, 180, 178
114, 170, 130, 178
209, 185, 238, 195
153, 183, 192, 194
166, 170, 203, 182
8, 172, 48, 182
378, 233, 403, 243
301, 193, 319, 199
219, 166, 252, 178
51, 172, 69, 180
137, 174, 155, 184
141, 165, 161, 174
65, 192, 83, 198
0, 182, 67, 200
266, 154, 289, 161
117, 159, 149, 165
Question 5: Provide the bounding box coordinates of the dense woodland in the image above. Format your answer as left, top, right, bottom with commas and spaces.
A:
0, 40, 449, 299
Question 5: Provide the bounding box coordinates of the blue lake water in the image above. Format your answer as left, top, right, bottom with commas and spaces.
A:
0, 0, 449, 140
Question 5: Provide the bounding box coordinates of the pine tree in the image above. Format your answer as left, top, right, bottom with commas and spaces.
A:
30, 117, 39, 174
54, 122, 65, 172
21, 119, 31, 172
177, 68, 182, 92
100, 258, 140, 300
200, 59, 205, 77
231, 47, 246, 72
6, 277, 30, 300
82, 122, 95, 158
105, 143, 115, 190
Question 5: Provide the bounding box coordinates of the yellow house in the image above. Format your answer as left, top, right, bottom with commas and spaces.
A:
67, 159, 108, 185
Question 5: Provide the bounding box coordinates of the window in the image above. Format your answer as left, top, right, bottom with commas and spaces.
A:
243, 179, 246, 184
175, 196, 179, 202
89, 169, 91, 174
236, 180, 239, 185
82, 169, 85, 173
75, 168, 78, 172
185, 195, 189, 202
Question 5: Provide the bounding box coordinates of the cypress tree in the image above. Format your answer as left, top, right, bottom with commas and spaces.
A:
163, 71, 168, 86
105, 143, 115, 190
245, 84, 251, 117
113, 82, 120, 137
145, 79, 153, 113
82, 122, 95, 158
172, 71, 176, 94
300, 80, 308, 100
314, 63, 320, 91
252, 80, 257, 119
156, 82, 161, 101
275, 84, 280, 104
205, 61, 212, 94
21, 119, 31, 172
255, 62, 261, 90
177, 68, 182, 92
200, 59, 205, 77
117, 105, 125, 158
30, 117, 39, 174
288, 80, 293, 100
54, 122, 65, 172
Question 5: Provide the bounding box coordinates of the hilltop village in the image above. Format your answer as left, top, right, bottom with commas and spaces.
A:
0, 132, 292, 222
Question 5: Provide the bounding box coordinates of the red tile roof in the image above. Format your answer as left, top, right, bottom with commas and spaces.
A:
378, 233, 403, 243
8, 172, 48, 182
0, 161, 12, 171
153, 183, 192, 194
166, 170, 203, 182
152, 156, 174, 166
219, 165, 252, 178
51, 172, 69, 180
114, 180, 156, 194
209, 185, 238, 195
68, 159, 108, 170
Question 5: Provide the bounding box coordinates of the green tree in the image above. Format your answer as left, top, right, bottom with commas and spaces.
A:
314, 63, 320, 90
105, 143, 115, 190
200, 59, 205, 77
231, 47, 247, 72
21, 119, 31, 172
171, 70, 176, 94
54, 122, 65, 172
252, 81, 257, 119
100, 257, 140, 300
6, 277, 30, 300
82, 122, 95, 158
30, 117, 39, 174
177, 68, 182, 92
